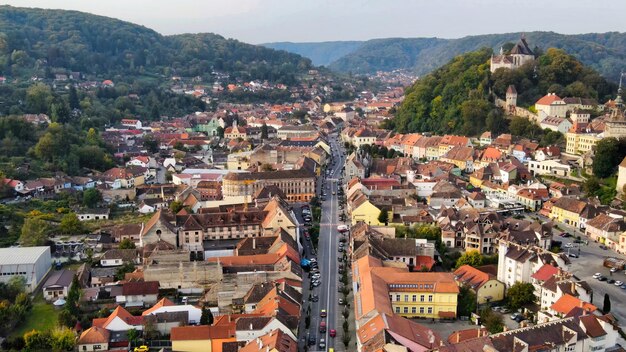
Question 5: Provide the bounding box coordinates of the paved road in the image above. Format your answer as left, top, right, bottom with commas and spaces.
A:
306, 133, 346, 351
529, 214, 626, 325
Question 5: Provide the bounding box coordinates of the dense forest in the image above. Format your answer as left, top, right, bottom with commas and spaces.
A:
269, 31, 626, 81
0, 6, 313, 84
384, 47, 615, 137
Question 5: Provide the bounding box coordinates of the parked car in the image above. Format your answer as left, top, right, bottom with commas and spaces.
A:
593, 273, 602, 279
338, 298, 345, 305
610, 267, 618, 273
319, 339, 326, 349
312, 294, 319, 302
598, 276, 608, 281
615, 280, 623, 286
559, 233, 571, 237
308, 335, 316, 346
600, 245, 608, 250
568, 253, 579, 258
608, 279, 616, 284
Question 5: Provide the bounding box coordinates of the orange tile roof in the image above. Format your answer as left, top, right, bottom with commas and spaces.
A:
78, 326, 110, 345
550, 294, 596, 315
536, 93, 563, 106
142, 297, 175, 316
240, 329, 297, 352
531, 264, 559, 282
171, 325, 235, 341
207, 253, 281, 266
481, 147, 502, 160
357, 314, 386, 344
453, 265, 494, 290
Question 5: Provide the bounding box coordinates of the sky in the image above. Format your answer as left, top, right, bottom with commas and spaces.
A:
2, 0, 626, 44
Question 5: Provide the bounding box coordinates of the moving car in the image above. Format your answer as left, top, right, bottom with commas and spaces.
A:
329, 329, 336, 337
319, 339, 326, 349
559, 233, 571, 237
320, 309, 327, 317
319, 321, 326, 333
134, 347, 149, 352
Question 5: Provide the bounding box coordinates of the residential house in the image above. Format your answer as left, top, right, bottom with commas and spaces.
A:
535, 93, 567, 118
356, 313, 442, 352
42, 269, 75, 302
453, 265, 504, 305
77, 208, 110, 221
77, 326, 110, 352
170, 325, 236, 352
440, 146, 475, 173
116, 281, 159, 307
239, 329, 297, 352
585, 213, 626, 248
540, 116, 573, 134
528, 159, 571, 177
100, 249, 138, 267
550, 197, 588, 229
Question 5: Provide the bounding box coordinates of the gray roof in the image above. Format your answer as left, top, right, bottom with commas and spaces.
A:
0, 246, 50, 265
43, 269, 75, 289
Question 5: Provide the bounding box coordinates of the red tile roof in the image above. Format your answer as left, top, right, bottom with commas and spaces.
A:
531, 264, 559, 282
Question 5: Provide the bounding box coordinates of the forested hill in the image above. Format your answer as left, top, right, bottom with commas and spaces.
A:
385, 47, 615, 136
0, 6, 313, 84
267, 31, 626, 81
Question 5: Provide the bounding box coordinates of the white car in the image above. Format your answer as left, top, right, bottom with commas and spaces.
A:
615, 280, 624, 286
593, 273, 602, 279
564, 243, 573, 248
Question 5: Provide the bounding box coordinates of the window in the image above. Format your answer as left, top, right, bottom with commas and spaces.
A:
420, 295, 425, 302
412, 295, 417, 302
404, 295, 408, 302
419, 307, 425, 314
403, 307, 408, 314
395, 307, 400, 313
396, 294, 400, 301
412, 307, 416, 313
428, 295, 433, 302
428, 307, 433, 314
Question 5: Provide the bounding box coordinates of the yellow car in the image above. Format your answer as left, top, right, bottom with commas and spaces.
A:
134, 346, 149, 352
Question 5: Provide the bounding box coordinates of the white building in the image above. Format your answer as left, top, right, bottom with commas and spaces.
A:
0, 247, 51, 292
496, 241, 568, 288
540, 116, 572, 134
528, 159, 571, 177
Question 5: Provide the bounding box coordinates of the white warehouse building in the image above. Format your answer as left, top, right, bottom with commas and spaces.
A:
0, 246, 51, 292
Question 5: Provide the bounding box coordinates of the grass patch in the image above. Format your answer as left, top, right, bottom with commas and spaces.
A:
12, 294, 59, 337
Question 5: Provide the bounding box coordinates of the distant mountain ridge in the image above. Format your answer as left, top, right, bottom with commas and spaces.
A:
264, 31, 626, 81
0, 5, 314, 85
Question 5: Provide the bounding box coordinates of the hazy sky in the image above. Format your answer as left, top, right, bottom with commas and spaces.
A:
3, 0, 626, 44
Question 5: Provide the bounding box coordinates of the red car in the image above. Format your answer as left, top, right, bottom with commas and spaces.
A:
329, 329, 336, 337
319, 321, 326, 333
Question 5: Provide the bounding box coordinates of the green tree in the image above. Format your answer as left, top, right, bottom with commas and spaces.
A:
377, 210, 389, 225
82, 188, 102, 208
115, 262, 136, 281
216, 126, 225, 138
68, 85, 80, 110
85, 128, 100, 146
583, 176, 601, 197
261, 123, 269, 139
479, 308, 504, 334
127, 328, 140, 346
200, 306, 214, 325
506, 282, 536, 310
119, 238, 136, 249
23, 329, 52, 352
170, 201, 184, 214
50, 327, 76, 352
457, 286, 477, 316
19, 217, 49, 246
143, 135, 159, 153
25, 83, 53, 114
593, 138, 623, 178
603, 293, 611, 314
455, 250, 484, 268
59, 213, 84, 235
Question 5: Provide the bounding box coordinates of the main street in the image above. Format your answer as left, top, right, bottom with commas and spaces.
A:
307, 132, 346, 351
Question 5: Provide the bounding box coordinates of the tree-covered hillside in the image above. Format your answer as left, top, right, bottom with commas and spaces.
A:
274, 32, 626, 81
385, 47, 615, 136
0, 6, 312, 84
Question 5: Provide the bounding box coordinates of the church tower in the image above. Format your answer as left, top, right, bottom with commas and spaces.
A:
506, 85, 517, 113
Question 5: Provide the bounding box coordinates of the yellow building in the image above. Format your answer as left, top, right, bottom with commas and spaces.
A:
170, 325, 235, 352
550, 197, 587, 228
353, 256, 459, 324
453, 265, 504, 304
387, 274, 459, 319
565, 131, 601, 155
226, 150, 253, 170
350, 195, 390, 226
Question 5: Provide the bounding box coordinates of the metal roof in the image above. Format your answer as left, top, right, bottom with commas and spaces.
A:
0, 246, 50, 265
